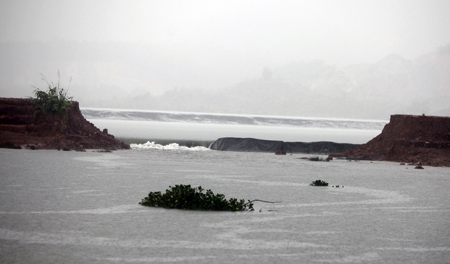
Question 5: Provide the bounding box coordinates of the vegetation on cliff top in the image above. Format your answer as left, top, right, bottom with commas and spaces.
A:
140, 185, 254, 211
31, 72, 73, 114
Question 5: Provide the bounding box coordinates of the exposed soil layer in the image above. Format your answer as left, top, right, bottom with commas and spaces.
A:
329, 114, 450, 167
0, 98, 129, 150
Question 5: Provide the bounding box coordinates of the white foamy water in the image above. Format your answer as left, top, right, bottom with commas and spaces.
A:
130, 141, 210, 151
1, 148, 449, 263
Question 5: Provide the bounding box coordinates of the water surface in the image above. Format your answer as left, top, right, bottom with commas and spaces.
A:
0, 148, 449, 263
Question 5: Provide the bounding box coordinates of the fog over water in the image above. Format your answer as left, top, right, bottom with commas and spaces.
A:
81, 108, 386, 143
1, 0, 450, 119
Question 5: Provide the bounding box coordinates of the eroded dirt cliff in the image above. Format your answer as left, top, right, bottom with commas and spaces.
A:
329, 114, 450, 167
0, 98, 129, 150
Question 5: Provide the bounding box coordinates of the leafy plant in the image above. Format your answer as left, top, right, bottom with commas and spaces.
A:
140, 185, 254, 211
31, 71, 73, 114
309, 179, 329, 186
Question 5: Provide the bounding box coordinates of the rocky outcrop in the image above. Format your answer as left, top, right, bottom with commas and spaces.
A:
209, 137, 360, 154
329, 114, 450, 167
0, 98, 129, 150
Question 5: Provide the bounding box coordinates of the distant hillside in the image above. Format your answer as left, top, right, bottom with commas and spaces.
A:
134, 43, 450, 119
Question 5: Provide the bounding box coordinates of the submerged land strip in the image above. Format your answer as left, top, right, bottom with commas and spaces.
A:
0, 98, 129, 150
209, 137, 359, 154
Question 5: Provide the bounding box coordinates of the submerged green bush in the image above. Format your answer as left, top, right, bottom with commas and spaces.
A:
31, 72, 73, 114
140, 185, 254, 211
309, 179, 329, 186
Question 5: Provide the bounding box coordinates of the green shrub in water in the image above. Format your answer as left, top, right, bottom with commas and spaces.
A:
309, 179, 329, 186
140, 185, 254, 211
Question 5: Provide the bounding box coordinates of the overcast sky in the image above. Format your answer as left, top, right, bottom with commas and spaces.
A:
1, 0, 450, 118
2, 0, 449, 65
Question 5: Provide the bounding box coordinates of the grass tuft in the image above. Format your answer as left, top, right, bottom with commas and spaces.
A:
31, 71, 73, 115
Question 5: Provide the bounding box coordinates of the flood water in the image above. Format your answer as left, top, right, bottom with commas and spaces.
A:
0, 148, 449, 263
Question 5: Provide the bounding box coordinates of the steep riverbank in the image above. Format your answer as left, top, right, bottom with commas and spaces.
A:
329, 114, 450, 167
0, 98, 129, 150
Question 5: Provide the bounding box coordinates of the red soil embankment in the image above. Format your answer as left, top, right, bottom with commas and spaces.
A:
329, 114, 450, 167
0, 98, 129, 150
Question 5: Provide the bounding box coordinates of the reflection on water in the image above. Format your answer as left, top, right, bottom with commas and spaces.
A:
0, 148, 449, 263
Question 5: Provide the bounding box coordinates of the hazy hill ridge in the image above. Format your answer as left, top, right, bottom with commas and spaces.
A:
1, 42, 449, 119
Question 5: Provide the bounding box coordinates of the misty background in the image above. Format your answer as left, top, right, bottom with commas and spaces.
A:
1, 0, 449, 120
